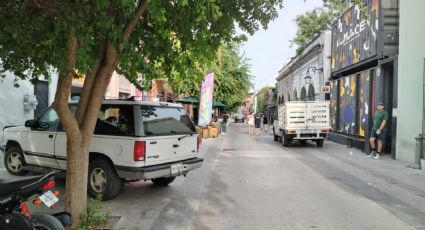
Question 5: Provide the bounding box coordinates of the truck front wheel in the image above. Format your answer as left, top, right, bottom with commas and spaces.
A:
4, 146, 27, 176
316, 139, 324, 147
282, 133, 290, 147
273, 128, 279, 141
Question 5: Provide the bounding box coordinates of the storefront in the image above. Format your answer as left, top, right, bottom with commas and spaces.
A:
328, 0, 399, 156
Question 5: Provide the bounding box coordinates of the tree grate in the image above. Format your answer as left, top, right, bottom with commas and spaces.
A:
95, 216, 122, 230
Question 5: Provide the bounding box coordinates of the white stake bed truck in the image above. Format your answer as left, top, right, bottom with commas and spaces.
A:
272, 101, 330, 147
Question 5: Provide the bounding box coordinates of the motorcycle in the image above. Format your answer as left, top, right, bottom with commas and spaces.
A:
0, 171, 71, 230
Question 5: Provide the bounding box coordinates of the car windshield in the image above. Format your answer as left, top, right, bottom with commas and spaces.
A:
140, 105, 196, 136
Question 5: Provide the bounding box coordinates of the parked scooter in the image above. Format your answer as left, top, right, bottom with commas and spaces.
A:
0, 171, 70, 230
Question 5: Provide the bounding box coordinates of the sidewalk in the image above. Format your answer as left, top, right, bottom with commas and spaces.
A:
305, 140, 425, 229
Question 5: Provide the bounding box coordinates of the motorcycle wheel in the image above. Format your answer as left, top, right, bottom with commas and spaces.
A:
31, 214, 65, 230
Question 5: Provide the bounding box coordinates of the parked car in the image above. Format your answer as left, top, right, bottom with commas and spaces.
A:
234, 114, 245, 123
2, 99, 203, 200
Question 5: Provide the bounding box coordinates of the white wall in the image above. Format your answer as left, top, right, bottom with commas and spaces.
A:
396, 0, 425, 163
0, 73, 35, 142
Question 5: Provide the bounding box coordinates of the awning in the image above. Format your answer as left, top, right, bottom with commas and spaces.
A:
213, 101, 227, 107
176, 96, 226, 107
176, 96, 199, 104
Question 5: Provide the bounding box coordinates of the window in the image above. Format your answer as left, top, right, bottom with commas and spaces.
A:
140, 105, 196, 136
94, 105, 135, 136
37, 108, 59, 131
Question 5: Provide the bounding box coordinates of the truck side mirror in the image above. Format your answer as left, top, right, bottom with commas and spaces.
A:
24, 119, 36, 128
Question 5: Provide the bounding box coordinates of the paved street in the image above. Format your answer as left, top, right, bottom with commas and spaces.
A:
1, 123, 425, 229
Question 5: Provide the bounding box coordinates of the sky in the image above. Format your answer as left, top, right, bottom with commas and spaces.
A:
241, 0, 323, 91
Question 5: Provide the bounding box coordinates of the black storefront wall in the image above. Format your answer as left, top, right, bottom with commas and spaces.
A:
329, 0, 398, 155
329, 66, 394, 154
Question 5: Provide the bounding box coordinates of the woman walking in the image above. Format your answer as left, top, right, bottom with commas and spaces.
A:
247, 112, 255, 135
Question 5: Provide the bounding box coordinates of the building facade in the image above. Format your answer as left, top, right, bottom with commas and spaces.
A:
0, 72, 57, 142
276, 30, 332, 104
396, 0, 425, 164
328, 0, 399, 156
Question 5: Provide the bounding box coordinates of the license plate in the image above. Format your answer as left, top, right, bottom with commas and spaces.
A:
38, 190, 59, 208
171, 163, 188, 175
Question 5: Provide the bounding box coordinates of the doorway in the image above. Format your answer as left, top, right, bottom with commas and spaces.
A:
34, 81, 49, 118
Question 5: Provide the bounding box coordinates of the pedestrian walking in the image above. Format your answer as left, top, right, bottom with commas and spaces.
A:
368, 102, 389, 160
221, 112, 229, 135
254, 113, 262, 135
263, 116, 268, 132
247, 112, 255, 135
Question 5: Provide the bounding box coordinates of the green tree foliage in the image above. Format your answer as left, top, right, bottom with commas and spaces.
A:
291, 0, 348, 54
0, 0, 283, 226
255, 86, 272, 113
168, 43, 253, 112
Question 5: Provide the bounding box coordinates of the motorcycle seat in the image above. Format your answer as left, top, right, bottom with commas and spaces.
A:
0, 175, 44, 197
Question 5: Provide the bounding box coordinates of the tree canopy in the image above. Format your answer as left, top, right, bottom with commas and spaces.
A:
167, 43, 252, 112
0, 0, 283, 85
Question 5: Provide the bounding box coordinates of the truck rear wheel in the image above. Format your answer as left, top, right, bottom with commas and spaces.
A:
88, 158, 122, 200
316, 139, 324, 147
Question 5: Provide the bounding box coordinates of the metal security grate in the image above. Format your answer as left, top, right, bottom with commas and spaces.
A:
95, 216, 122, 230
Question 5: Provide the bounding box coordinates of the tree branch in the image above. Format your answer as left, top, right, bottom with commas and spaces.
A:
75, 43, 107, 127
123, 0, 149, 39
81, 43, 119, 137
30, 0, 67, 20
52, 32, 79, 136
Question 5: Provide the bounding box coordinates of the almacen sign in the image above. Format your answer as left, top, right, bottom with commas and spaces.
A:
331, 1, 380, 72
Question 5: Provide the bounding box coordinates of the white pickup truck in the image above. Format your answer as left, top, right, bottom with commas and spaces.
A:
273, 101, 330, 147
2, 99, 203, 200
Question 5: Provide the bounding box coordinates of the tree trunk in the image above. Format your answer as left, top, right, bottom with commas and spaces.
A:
64, 134, 88, 229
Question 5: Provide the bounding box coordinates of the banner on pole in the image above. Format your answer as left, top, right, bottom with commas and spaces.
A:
198, 72, 215, 127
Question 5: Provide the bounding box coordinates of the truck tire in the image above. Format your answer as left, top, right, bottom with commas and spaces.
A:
88, 158, 122, 200
316, 139, 324, 147
4, 146, 27, 176
273, 129, 279, 141
282, 133, 290, 147
151, 176, 176, 186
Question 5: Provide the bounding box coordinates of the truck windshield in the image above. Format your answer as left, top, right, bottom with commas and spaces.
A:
140, 105, 196, 136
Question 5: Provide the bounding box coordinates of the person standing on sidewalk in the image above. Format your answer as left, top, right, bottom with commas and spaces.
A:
254, 113, 263, 135
368, 102, 389, 160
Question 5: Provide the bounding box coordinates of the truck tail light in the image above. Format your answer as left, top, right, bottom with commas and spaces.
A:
287, 130, 296, 134
134, 141, 146, 161
42, 180, 55, 190
321, 129, 329, 133
197, 136, 200, 153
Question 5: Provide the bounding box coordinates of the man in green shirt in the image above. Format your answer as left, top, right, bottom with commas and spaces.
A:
368, 102, 389, 159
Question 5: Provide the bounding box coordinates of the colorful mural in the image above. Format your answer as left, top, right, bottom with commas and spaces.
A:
358, 70, 371, 137
338, 75, 358, 134
329, 80, 338, 131
331, 0, 380, 72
